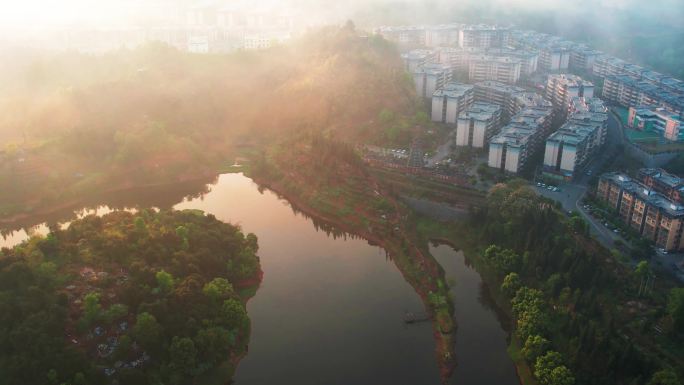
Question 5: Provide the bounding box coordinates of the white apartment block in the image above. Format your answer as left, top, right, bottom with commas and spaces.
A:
473, 81, 525, 119
456, 102, 502, 148
413, 63, 453, 98
543, 118, 605, 179
431, 83, 474, 123
545, 74, 594, 115
487, 48, 539, 76
458, 25, 510, 49
568, 97, 609, 146
374, 25, 427, 46
468, 55, 522, 84
425, 24, 462, 47
570, 46, 602, 73
509, 92, 554, 119
538, 46, 570, 72
402, 49, 438, 72
436, 47, 537, 78
488, 107, 554, 173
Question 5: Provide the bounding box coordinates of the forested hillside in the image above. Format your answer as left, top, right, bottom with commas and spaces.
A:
464, 181, 683, 385
0, 24, 417, 219
0, 210, 261, 385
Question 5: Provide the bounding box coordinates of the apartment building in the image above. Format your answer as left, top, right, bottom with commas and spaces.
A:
473, 81, 525, 120
401, 49, 438, 72
628, 106, 683, 141
455, 102, 502, 148
509, 92, 555, 119
436, 47, 536, 80
435, 47, 480, 73
431, 83, 474, 123
545, 74, 594, 116
458, 25, 510, 49
468, 55, 522, 84
569, 46, 602, 73
425, 24, 462, 47
487, 48, 539, 76
543, 120, 603, 179
487, 107, 554, 173
413, 63, 453, 98
638, 168, 684, 204
603, 75, 684, 118
374, 25, 427, 45
538, 45, 571, 72
597, 172, 684, 251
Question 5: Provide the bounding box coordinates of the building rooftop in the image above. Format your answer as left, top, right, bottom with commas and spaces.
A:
474, 80, 525, 94
414, 63, 452, 76
433, 82, 474, 98
601, 172, 684, 217
469, 54, 521, 65
570, 97, 607, 114
511, 92, 553, 109
461, 24, 509, 32
640, 168, 684, 188
459, 102, 501, 121
401, 49, 436, 61
547, 73, 594, 88
547, 122, 596, 146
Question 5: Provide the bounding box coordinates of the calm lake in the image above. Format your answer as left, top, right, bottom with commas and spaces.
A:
1, 173, 518, 385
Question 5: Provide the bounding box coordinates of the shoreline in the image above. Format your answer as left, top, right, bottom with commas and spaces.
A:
0, 173, 217, 228
430, 236, 531, 385
248, 173, 458, 383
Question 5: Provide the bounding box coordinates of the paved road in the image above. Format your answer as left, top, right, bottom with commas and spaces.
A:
534, 184, 622, 248
533, 111, 684, 280
533, 112, 627, 250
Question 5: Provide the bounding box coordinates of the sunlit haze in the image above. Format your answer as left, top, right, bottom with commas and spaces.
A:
0, 0, 682, 385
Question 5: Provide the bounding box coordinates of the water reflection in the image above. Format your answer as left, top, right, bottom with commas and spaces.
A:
0, 173, 519, 385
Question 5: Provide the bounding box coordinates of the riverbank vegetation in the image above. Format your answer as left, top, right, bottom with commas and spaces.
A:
415, 180, 684, 385
0, 23, 417, 221
0, 210, 261, 385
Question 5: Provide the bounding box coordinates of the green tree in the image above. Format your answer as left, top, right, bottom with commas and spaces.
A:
501, 272, 522, 298
73, 372, 87, 385
484, 245, 521, 274
522, 335, 550, 363
133, 312, 162, 350
648, 369, 681, 385
535, 351, 564, 385
220, 298, 248, 330
203, 278, 234, 301
169, 336, 197, 376
635, 260, 651, 297
114, 335, 132, 361
176, 225, 190, 249
548, 365, 575, 385
378, 109, 395, 124
512, 287, 545, 316
517, 307, 548, 341
134, 216, 147, 232
194, 327, 235, 368
156, 270, 175, 293
83, 292, 101, 323
104, 303, 129, 324
47, 369, 58, 385
667, 288, 684, 333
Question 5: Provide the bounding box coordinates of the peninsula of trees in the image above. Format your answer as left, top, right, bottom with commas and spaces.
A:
0, 210, 261, 385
